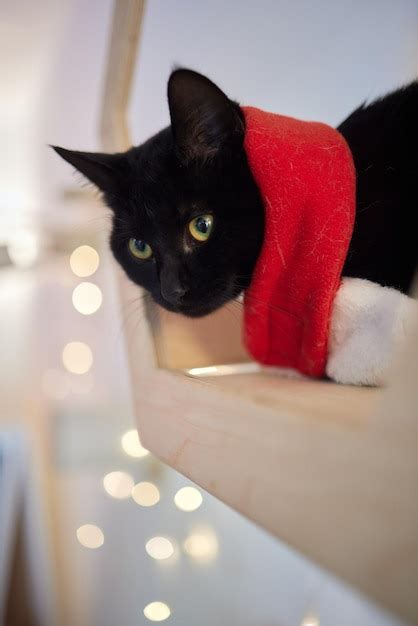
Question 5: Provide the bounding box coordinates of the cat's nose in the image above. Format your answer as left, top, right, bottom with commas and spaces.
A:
160, 283, 187, 306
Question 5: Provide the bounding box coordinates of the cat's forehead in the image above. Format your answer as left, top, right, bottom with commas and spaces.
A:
122, 176, 200, 233
128, 143, 209, 222
137, 188, 204, 224
132, 127, 173, 172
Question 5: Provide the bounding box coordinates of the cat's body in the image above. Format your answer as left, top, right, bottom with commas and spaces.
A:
54, 70, 418, 321
340, 82, 418, 292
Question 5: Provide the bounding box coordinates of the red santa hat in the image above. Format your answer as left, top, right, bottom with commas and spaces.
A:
242, 106, 356, 377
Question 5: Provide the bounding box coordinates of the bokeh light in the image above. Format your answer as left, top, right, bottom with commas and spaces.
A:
174, 486, 202, 512
143, 602, 171, 622
62, 341, 93, 374
183, 526, 218, 563
145, 537, 174, 560
301, 616, 320, 626
70, 245, 100, 277
7, 229, 39, 268
76, 524, 104, 549
121, 428, 149, 458
131, 482, 160, 507
103, 471, 134, 499
72, 281, 103, 315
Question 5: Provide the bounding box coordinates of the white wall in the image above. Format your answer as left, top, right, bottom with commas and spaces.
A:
0, 0, 68, 241
0, 0, 114, 245
130, 0, 418, 142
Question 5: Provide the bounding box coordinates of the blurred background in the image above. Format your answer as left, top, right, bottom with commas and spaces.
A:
1, 1, 417, 625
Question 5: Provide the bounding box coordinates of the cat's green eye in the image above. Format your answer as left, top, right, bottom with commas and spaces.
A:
128, 238, 153, 260
189, 214, 214, 242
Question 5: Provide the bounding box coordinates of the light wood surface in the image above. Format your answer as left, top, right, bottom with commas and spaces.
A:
101, 2, 418, 623
118, 268, 418, 624
100, 0, 146, 152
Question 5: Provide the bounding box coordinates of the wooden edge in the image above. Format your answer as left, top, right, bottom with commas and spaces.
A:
100, 0, 146, 152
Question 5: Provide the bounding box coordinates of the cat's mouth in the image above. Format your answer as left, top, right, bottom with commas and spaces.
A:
154, 282, 243, 318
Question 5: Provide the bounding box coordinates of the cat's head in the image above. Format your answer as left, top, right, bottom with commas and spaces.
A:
53, 69, 263, 317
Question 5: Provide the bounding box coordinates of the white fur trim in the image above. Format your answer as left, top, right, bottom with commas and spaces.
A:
326, 278, 418, 386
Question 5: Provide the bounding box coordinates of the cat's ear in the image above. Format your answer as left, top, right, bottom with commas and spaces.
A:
51, 146, 124, 192
167, 69, 243, 164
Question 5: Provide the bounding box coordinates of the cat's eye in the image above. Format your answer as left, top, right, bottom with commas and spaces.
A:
188, 214, 214, 242
128, 238, 153, 260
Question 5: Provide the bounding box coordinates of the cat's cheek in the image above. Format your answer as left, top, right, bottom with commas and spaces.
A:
114, 255, 158, 294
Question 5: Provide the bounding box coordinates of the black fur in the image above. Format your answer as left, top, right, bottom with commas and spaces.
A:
339, 82, 418, 292
53, 69, 417, 318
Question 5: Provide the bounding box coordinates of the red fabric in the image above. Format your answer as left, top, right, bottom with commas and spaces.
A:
242, 106, 356, 377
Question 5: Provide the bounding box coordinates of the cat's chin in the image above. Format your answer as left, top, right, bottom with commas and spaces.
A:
156, 300, 224, 318
179, 302, 228, 318
152, 290, 242, 318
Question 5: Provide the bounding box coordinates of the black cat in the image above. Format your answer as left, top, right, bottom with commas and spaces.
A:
54, 69, 418, 318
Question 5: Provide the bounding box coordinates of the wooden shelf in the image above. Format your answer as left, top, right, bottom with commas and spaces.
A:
117, 269, 418, 625
196, 370, 379, 422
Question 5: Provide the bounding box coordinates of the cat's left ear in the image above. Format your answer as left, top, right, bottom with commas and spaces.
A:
167, 69, 243, 165
51, 146, 124, 193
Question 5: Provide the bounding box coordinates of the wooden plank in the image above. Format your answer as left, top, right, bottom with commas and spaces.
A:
100, 0, 146, 152
117, 271, 418, 624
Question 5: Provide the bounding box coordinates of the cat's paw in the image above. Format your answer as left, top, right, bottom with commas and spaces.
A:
326, 277, 417, 386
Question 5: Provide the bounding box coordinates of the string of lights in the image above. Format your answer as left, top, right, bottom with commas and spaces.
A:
63, 242, 219, 622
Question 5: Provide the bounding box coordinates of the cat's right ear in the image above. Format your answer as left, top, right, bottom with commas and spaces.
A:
51, 146, 124, 193
167, 69, 243, 165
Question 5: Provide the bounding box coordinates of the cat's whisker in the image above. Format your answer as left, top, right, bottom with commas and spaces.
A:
224, 302, 242, 324
116, 292, 150, 342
